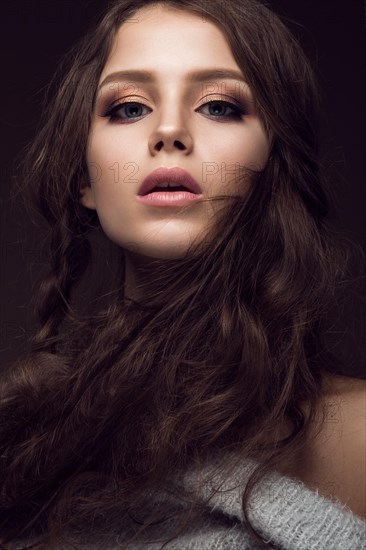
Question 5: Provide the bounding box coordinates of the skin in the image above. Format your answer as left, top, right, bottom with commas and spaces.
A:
277, 372, 366, 519
79, 4, 270, 298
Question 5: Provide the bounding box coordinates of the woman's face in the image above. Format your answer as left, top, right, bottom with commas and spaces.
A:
82, 4, 270, 260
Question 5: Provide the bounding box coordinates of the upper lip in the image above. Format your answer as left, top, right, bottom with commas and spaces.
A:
138, 167, 203, 196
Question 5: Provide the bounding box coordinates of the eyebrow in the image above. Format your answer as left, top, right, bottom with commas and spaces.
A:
97, 68, 248, 93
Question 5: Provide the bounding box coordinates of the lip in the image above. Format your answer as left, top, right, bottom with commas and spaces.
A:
136, 190, 203, 207
138, 167, 203, 196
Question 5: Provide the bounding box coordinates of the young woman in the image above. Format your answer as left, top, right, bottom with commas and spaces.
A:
1, 0, 365, 548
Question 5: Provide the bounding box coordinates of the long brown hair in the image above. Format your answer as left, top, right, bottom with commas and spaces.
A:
0, 0, 359, 548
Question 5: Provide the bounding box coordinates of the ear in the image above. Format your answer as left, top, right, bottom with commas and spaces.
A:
79, 180, 97, 210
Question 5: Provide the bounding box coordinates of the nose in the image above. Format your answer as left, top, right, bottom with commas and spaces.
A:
148, 105, 194, 156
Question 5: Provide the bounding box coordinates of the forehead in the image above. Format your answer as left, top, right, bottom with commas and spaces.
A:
100, 4, 242, 81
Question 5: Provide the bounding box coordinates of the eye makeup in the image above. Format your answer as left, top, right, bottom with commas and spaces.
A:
94, 72, 255, 117
96, 83, 253, 125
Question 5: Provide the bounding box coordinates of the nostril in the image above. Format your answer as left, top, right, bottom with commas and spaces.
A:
155, 141, 164, 152
174, 141, 186, 150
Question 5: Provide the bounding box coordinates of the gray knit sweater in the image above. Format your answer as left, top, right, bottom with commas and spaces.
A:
16, 453, 366, 549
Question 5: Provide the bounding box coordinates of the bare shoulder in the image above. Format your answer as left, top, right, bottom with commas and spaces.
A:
302, 372, 366, 519
320, 372, 365, 432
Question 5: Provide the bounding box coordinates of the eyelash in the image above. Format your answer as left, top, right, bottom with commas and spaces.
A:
100, 98, 246, 123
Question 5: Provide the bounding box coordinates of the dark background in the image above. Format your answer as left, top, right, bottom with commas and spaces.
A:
0, 0, 365, 377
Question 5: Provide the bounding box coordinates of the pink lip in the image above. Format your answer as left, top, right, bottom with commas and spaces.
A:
136, 190, 202, 207
137, 167, 203, 196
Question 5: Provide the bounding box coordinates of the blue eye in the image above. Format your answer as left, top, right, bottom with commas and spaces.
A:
101, 102, 151, 122
100, 99, 245, 123
196, 100, 245, 120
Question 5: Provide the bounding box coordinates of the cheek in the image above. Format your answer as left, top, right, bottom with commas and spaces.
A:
201, 124, 269, 194
203, 121, 269, 171
87, 127, 141, 191
87, 133, 117, 174
84, 143, 118, 223
229, 122, 270, 169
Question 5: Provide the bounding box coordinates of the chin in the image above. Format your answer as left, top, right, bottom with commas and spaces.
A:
121, 238, 197, 262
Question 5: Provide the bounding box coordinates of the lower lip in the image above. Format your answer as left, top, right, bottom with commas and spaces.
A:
136, 191, 203, 207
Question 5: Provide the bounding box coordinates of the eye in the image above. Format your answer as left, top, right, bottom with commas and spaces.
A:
196, 99, 246, 120
100, 101, 151, 123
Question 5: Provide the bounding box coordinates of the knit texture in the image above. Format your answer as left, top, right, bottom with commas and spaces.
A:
180, 451, 366, 550
14, 452, 366, 549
